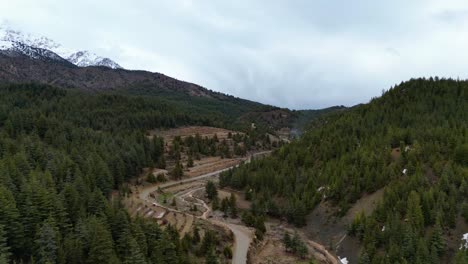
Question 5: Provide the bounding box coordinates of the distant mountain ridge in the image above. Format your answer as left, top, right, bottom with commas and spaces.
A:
0, 23, 122, 69
0, 23, 346, 132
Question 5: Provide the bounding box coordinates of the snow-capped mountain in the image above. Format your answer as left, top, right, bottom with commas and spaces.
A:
0, 24, 122, 69
67, 50, 122, 69
0, 39, 69, 63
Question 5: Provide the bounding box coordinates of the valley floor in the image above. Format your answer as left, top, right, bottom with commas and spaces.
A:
125, 150, 344, 264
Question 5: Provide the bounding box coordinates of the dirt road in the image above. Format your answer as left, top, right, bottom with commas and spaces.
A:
132, 149, 341, 264
227, 223, 253, 264
135, 152, 270, 264
179, 187, 254, 264
138, 150, 271, 201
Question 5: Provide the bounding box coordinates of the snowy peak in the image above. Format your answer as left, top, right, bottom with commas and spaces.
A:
0, 23, 122, 69
1, 26, 60, 50
67, 50, 122, 69
1, 41, 67, 62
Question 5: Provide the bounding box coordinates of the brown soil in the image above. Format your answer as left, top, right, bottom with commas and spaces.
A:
186, 157, 243, 177
252, 239, 302, 264
345, 188, 385, 218
303, 188, 385, 263
148, 126, 242, 142
443, 216, 468, 262
251, 219, 338, 264
218, 189, 252, 210
391, 147, 401, 160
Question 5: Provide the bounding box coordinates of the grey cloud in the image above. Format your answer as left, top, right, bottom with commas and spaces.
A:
1, 0, 468, 109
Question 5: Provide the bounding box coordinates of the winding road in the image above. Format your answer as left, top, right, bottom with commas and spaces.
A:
132, 150, 339, 264
135, 151, 271, 264
179, 187, 253, 264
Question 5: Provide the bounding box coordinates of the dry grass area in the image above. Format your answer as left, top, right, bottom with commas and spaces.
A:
275, 127, 291, 142
164, 181, 205, 194
148, 126, 242, 143
186, 156, 243, 177
303, 187, 385, 263
123, 189, 197, 235
131, 168, 168, 185
391, 147, 401, 160
145, 126, 248, 181
345, 188, 385, 219
251, 220, 336, 264
218, 189, 251, 210
251, 239, 301, 264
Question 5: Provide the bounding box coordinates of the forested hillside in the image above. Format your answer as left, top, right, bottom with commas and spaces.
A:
0, 83, 260, 263
220, 78, 468, 263
291, 106, 347, 136
0, 53, 301, 131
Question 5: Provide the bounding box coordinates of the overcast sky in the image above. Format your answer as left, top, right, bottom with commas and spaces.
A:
1, 0, 468, 109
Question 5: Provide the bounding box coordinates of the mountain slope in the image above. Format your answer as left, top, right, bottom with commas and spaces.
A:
0, 83, 231, 263
67, 50, 122, 68
0, 52, 306, 131
220, 78, 468, 263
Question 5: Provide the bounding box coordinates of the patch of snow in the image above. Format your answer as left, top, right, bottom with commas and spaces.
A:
461, 233, 468, 250
155, 212, 165, 219
67, 50, 122, 69
0, 40, 13, 49
0, 24, 60, 50
340, 257, 348, 264
145, 211, 154, 217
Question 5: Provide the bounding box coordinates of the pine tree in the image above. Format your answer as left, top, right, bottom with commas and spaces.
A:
406, 191, 425, 232
205, 247, 219, 264
229, 193, 238, 218
123, 236, 147, 264
187, 155, 194, 168
159, 232, 178, 264
205, 181, 218, 200
84, 217, 117, 264
212, 196, 219, 211
221, 198, 230, 216
430, 218, 445, 257
200, 230, 217, 255
453, 249, 468, 264
131, 220, 147, 258
358, 250, 371, 264
0, 186, 24, 256
282, 232, 292, 252
415, 238, 429, 264
0, 225, 11, 264
171, 161, 183, 180
192, 226, 201, 245
35, 219, 58, 264
62, 233, 84, 264
401, 225, 415, 260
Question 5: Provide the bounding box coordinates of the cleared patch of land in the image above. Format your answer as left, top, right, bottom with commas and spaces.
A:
186, 156, 242, 177
218, 189, 251, 210
303, 188, 385, 263
251, 219, 338, 264
148, 126, 242, 143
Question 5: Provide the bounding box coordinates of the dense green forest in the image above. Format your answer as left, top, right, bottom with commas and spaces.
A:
291, 106, 347, 136
123, 86, 297, 132
0, 83, 249, 263
220, 78, 468, 263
